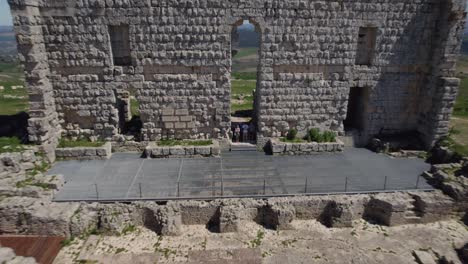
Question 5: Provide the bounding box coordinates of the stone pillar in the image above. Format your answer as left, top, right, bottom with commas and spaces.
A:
8, 0, 60, 161
417, 0, 467, 148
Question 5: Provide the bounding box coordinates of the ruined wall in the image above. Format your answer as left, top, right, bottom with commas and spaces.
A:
8, 0, 466, 147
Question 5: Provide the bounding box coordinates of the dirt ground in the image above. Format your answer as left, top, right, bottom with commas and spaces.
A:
54, 219, 468, 264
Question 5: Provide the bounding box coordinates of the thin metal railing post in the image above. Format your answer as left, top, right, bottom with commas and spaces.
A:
383, 176, 387, 190
177, 181, 180, 197
304, 177, 308, 194
263, 178, 266, 195
94, 184, 99, 200
415, 174, 420, 189
139, 183, 142, 198
344, 177, 348, 192
221, 178, 224, 197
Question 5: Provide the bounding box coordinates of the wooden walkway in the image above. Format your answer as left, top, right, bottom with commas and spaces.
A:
0, 236, 64, 264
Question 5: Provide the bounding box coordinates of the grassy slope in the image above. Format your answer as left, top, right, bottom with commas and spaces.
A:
234, 48, 258, 58
449, 54, 468, 155
0, 62, 28, 115
231, 48, 259, 114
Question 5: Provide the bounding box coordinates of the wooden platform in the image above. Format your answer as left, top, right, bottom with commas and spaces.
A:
0, 236, 64, 264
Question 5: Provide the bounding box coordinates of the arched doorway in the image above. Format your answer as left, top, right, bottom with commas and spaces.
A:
230, 19, 261, 144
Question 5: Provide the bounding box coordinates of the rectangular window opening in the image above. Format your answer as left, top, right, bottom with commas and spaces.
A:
109, 25, 131, 66
356, 27, 377, 66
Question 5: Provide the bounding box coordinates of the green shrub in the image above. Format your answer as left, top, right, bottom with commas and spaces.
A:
308, 128, 322, 142
286, 128, 298, 140
306, 129, 336, 143
322, 131, 336, 143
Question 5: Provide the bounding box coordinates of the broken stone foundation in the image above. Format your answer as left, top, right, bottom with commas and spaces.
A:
0, 190, 458, 238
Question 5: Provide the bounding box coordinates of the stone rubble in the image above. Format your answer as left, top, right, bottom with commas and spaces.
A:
0, 247, 37, 264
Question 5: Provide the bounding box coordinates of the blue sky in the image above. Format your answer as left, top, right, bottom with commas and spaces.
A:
0, 0, 12, 25
0, 0, 468, 26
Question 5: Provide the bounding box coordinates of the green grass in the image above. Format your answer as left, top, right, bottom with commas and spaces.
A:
453, 77, 468, 117
440, 135, 468, 157
58, 138, 105, 148
0, 137, 24, 153
232, 80, 256, 95
157, 139, 213, 147
234, 47, 258, 58
232, 72, 257, 80
0, 62, 28, 115
231, 79, 256, 113
130, 98, 140, 116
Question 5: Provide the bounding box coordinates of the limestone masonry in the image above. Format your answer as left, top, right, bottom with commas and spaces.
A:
7, 0, 467, 154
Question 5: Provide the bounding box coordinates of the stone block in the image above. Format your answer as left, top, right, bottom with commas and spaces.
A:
162, 116, 178, 122
179, 116, 192, 122
83, 148, 96, 156
175, 109, 189, 116
169, 147, 185, 156
161, 109, 174, 116
219, 206, 240, 233
195, 147, 211, 156
174, 122, 186, 129
150, 148, 162, 157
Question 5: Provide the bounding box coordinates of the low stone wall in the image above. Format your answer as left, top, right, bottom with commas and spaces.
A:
55, 142, 112, 160
0, 190, 457, 238
145, 140, 220, 158
269, 138, 344, 155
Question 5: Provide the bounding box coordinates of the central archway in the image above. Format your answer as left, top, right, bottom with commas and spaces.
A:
229, 18, 261, 144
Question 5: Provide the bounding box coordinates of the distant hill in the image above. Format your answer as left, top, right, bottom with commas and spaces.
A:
0, 25, 17, 59
0, 26, 13, 33
237, 26, 260, 48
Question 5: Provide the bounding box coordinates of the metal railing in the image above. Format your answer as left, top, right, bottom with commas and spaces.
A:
53, 173, 433, 202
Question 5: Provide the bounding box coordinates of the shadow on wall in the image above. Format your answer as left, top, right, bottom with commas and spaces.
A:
0, 112, 29, 142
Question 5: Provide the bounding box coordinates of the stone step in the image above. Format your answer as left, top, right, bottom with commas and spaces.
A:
229, 143, 258, 152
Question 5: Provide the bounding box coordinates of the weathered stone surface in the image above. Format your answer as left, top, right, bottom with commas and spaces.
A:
55, 142, 112, 160
0, 247, 37, 264
413, 250, 437, 264
269, 138, 344, 155
219, 205, 241, 233
145, 141, 220, 158
7, 0, 466, 149
0, 197, 79, 237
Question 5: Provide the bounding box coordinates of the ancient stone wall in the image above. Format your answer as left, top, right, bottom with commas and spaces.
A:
8, 0, 467, 148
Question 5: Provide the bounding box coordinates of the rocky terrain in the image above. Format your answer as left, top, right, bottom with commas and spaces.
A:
54, 219, 468, 264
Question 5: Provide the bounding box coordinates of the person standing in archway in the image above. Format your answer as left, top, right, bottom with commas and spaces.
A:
234, 125, 241, 142
242, 123, 249, 142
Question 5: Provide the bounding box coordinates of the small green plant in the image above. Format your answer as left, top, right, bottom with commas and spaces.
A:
60, 237, 75, 248
281, 239, 297, 247
16, 176, 52, 190
115, 248, 126, 254
286, 128, 298, 140
248, 229, 265, 248
121, 224, 137, 235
